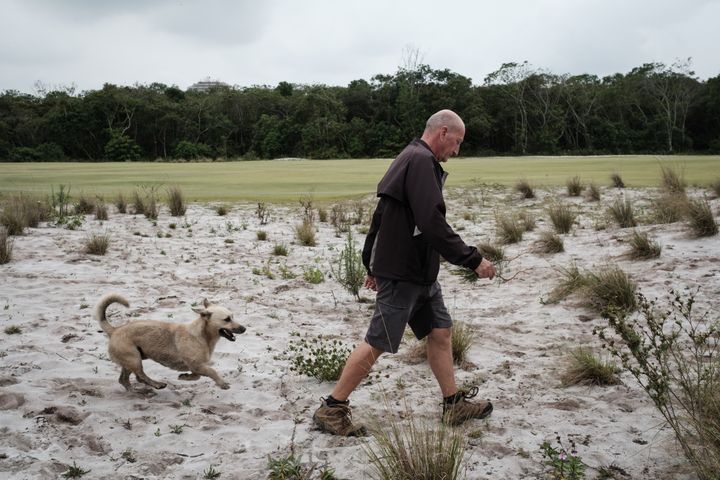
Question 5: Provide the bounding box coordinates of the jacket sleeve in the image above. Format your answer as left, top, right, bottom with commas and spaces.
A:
362, 198, 384, 275
404, 159, 482, 270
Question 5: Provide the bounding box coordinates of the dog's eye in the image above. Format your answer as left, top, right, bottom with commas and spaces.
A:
224, 317, 231, 322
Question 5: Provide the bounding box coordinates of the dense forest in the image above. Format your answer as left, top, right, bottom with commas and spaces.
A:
1, 60, 719, 161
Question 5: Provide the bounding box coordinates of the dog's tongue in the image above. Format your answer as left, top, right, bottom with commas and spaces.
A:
220, 329, 236, 342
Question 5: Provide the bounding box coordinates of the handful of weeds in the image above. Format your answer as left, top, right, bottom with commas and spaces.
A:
540, 435, 585, 480
286, 333, 351, 381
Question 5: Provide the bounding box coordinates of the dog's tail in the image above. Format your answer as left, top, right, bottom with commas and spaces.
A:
94, 293, 129, 336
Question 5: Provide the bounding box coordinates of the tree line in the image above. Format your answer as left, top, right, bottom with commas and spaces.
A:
1, 60, 719, 161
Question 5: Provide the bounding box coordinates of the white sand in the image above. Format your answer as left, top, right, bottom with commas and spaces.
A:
0, 186, 718, 479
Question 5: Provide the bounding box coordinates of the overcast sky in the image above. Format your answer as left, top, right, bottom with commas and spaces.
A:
2, 0, 718, 94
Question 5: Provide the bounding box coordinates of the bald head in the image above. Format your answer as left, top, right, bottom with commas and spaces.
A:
420, 109, 465, 162
424, 109, 465, 135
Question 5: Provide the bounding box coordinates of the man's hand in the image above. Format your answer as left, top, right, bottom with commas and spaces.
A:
364, 275, 377, 291
474, 258, 496, 280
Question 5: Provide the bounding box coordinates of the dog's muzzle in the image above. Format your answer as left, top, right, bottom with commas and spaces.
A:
219, 325, 246, 342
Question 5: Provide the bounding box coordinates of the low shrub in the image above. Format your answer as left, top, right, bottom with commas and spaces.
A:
560, 347, 620, 386
581, 266, 637, 316
286, 333, 351, 381
331, 230, 365, 300
216, 205, 229, 216
687, 197, 718, 237
518, 211, 536, 231
608, 197, 637, 228
711, 178, 720, 198
547, 202, 575, 234
545, 264, 587, 304
256, 202, 270, 224
541, 435, 586, 480
515, 179, 535, 199
566, 176, 583, 196
295, 220, 317, 246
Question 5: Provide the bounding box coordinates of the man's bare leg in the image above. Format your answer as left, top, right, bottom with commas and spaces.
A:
330, 342, 384, 401
426, 327, 458, 397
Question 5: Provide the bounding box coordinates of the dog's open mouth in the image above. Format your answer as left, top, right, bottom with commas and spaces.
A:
219, 328, 236, 342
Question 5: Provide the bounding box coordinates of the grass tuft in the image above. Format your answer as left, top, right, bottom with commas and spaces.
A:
84, 233, 110, 255
167, 186, 186, 216
495, 212, 524, 244
561, 347, 621, 386
515, 179, 535, 199
256, 230, 268, 241
295, 220, 317, 246
711, 178, 720, 198
566, 176, 584, 196
273, 243, 289, 256
627, 230, 661, 259
687, 197, 718, 237
660, 165, 686, 195
115, 193, 127, 213
0, 227, 13, 264
651, 193, 688, 224
94, 199, 108, 221
585, 183, 601, 202
451, 321, 475, 366
74, 194, 95, 214
608, 197, 637, 228
547, 202, 575, 234
611, 172, 625, 188
534, 230, 564, 254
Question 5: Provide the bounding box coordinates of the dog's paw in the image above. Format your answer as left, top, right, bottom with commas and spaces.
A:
218, 382, 230, 390
155, 382, 167, 389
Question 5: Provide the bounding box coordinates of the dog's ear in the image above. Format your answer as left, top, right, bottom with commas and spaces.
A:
202, 298, 210, 308
192, 306, 211, 318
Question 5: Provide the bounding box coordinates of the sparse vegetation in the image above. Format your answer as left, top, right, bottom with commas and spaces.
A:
518, 210, 536, 231
256, 230, 268, 241
608, 197, 637, 228
660, 164, 686, 195
331, 230, 365, 300
547, 202, 575, 234
495, 211, 524, 244
202, 465, 222, 479
273, 243, 289, 256
61, 461, 90, 479
566, 176, 583, 196
286, 333, 351, 381
84, 233, 110, 255
687, 197, 718, 237
541, 435, 586, 480
74, 193, 95, 214
451, 321, 475, 366
477, 242, 506, 263
515, 179, 535, 199
216, 204, 229, 216
651, 193, 688, 224
295, 220, 317, 246
627, 230, 661, 259
303, 267, 325, 284
582, 266, 638, 316
0, 227, 13, 264
256, 202, 270, 224
115, 193, 127, 213
167, 186, 186, 216
364, 411, 467, 480
585, 183, 601, 202
94, 199, 108, 221
561, 347, 620, 386
545, 264, 587, 304
5, 325, 22, 335
596, 289, 720, 480
534, 230, 564, 253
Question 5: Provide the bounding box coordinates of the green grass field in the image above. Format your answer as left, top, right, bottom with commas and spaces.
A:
1, 155, 718, 202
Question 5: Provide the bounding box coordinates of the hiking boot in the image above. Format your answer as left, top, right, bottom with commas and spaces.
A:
442, 387, 493, 426
313, 399, 367, 437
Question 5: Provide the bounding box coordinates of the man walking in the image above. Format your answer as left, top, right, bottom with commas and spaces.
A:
314, 110, 496, 436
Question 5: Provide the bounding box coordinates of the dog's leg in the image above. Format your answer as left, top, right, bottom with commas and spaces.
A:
119, 368, 132, 390
133, 367, 167, 390
188, 364, 230, 389
178, 373, 201, 381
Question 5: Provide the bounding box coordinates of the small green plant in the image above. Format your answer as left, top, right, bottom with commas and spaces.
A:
273, 243, 289, 256
252, 260, 275, 279
560, 348, 620, 386
608, 197, 637, 228
5, 325, 22, 335
216, 204, 229, 216
0, 227, 13, 264
84, 233, 110, 255
540, 435, 586, 480
52, 184, 73, 220
515, 179, 535, 199
660, 164, 686, 195
203, 465, 222, 479
61, 461, 91, 479
279, 264, 296, 280
167, 186, 186, 216
303, 267, 325, 284
627, 230, 661, 259
610, 172, 625, 188
257, 230, 268, 241
585, 183, 601, 202
547, 202, 575, 234
566, 176, 584, 196
330, 230, 365, 300
121, 448, 137, 463
286, 333, 351, 381
169, 424, 185, 434
534, 230, 564, 254
495, 211, 523, 244
295, 220, 317, 246
687, 197, 718, 237
364, 411, 467, 480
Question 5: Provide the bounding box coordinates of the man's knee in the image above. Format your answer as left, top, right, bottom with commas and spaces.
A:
428, 327, 452, 345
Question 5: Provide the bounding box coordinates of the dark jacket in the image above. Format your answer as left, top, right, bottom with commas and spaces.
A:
362, 138, 482, 284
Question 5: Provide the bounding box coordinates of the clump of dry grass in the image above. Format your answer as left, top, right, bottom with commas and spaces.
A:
585, 183, 601, 202
545, 264, 587, 304
85, 233, 110, 255
687, 197, 718, 237
256, 230, 268, 241
216, 205, 229, 216
451, 322, 475, 366
518, 211, 536, 231
0, 227, 13, 264
167, 186, 186, 217
660, 165, 686, 195
608, 197, 637, 228
515, 179, 535, 199
364, 407, 467, 480
533, 230, 564, 254
95, 199, 109, 221
495, 212, 524, 244
477, 242, 506, 263
611, 172, 625, 188
711, 179, 720, 198
651, 193, 689, 224
547, 202, 575, 234
546, 264, 637, 316
566, 176, 584, 196
74, 193, 95, 214
627, 230, 661, 259
132, 190, 146, 215
115, 193, 127, 213
295, 220, 317, 246
0, 198, 27, 235
0, 194, 51, 234
561, 348, 621, 386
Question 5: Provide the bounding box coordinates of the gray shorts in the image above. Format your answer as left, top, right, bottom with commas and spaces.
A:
364, 277, 452, 354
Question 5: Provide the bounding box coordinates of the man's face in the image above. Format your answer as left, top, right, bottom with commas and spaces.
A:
436, 126, 465, 162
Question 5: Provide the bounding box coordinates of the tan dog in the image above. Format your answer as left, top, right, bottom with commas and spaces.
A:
94, 293, 246, 391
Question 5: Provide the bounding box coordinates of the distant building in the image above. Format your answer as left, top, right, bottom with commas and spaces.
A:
187, 78, 229, 92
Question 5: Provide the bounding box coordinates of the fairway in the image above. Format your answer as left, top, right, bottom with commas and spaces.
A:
1, 155, 718, 202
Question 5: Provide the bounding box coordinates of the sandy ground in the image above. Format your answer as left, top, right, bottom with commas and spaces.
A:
0, 184, 718, 479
